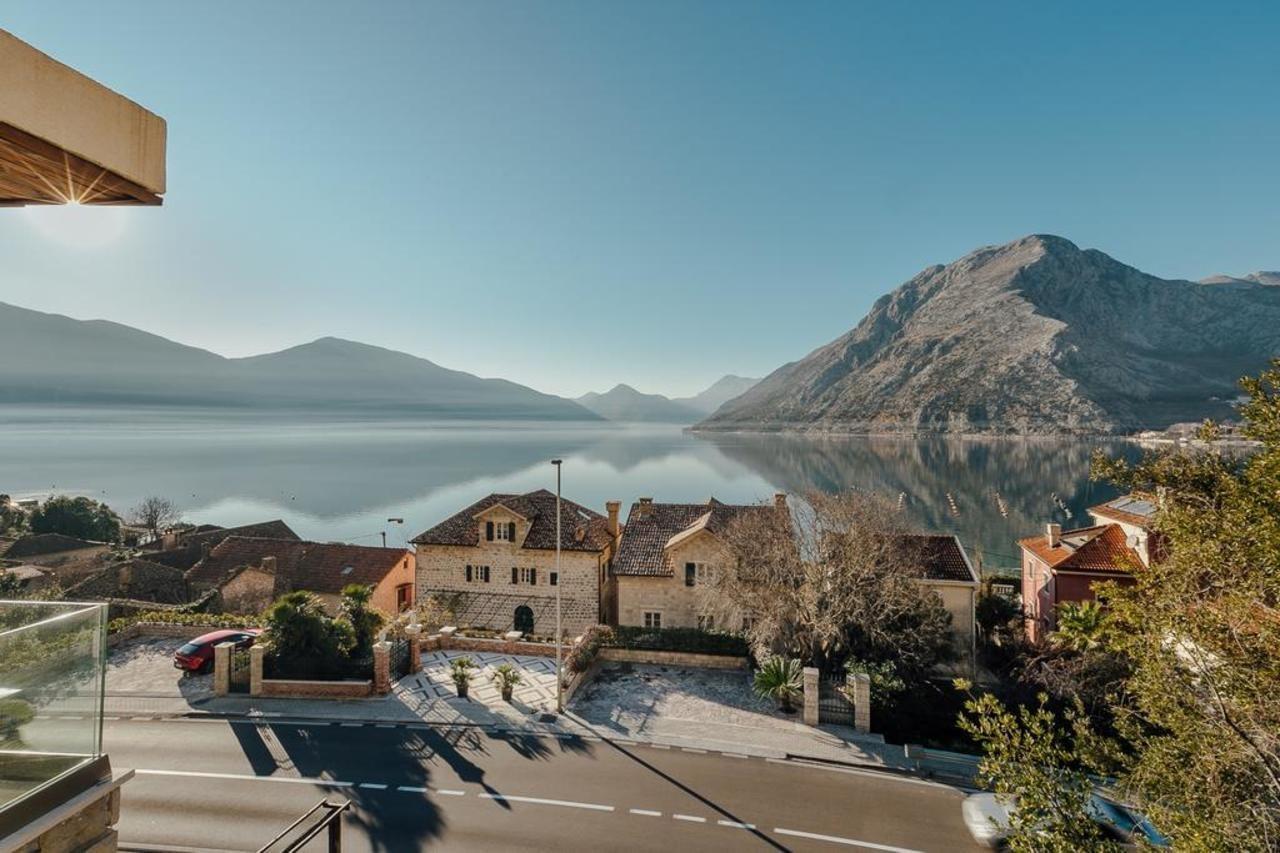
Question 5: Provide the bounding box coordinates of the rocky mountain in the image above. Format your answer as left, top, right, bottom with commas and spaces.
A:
0, 302, 599, 420
575, 384, 703, 423
698, 235, 1280, 435
673, 375, 760, 415
1201, 271, 1280, 287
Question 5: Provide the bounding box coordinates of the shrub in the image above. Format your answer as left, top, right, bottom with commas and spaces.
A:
338, 584, 386, 658
566, 625, 613, 674
108, 610, 261, 635
753, 656, 803, 713
605, 626, 749, 657
263, 591, 359, 680
450, 657, 475, 690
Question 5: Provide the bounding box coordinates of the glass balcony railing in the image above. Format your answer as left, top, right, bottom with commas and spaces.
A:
0, 600, 109, 823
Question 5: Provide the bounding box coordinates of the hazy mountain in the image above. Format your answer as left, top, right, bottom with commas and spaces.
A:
698, 235, 1280, 435
673, 375, 760, 415
0, 302, 599, 420
1200, 271, 1280, 286
575, 384, 703, 423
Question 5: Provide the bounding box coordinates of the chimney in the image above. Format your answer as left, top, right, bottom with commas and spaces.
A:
605, 501, 621, 538
200, 541, 211, 560
637, 497, 653, 518
774, 492, 787, 510
261, 555, 277, 573
1046, 523, 1061, 548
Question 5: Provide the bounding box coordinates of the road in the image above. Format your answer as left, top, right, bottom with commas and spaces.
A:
77, 715, 984, 852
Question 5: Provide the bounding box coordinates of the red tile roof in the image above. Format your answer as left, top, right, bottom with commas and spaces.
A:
411, 489, 612, 553
187, 536, 410, 596
612, 498, 776, 577
1018, 524, 1142, 574
907, 534, 979, 583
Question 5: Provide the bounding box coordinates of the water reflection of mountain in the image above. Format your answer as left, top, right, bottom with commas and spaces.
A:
695, 433, 1140, 568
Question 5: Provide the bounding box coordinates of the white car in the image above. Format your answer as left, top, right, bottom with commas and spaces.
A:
961, 791, 1169, 848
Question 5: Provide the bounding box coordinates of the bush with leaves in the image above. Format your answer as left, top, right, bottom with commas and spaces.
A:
753, 655, 803, 713
30, 495, 121, 542
338, 584, 387, 659
263, 591, 356, 679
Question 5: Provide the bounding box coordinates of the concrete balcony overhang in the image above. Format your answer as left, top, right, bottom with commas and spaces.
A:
0, 29, 166, 206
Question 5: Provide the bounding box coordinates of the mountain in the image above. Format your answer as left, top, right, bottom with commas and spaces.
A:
575, 384, 703, 423
698, 235, 1280, 435
673, 375, 760, 415
1201, 271, 1280, 287
0, 302, 599, 420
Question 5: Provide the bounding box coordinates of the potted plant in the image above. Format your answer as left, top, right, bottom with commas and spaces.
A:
491, 663, 523, 702
450, 657, 475, 699
753, 655, 803, 714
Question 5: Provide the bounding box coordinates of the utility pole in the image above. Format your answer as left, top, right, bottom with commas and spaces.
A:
552, 458, 563, 713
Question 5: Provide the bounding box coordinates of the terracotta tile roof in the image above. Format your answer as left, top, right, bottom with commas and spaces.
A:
145, 520, 300, 570
2, 533, 102, 558
1018, 523, 1142, 574
65, 558, 190, 604
186, 536, 410, 597
612, 498, 773, 577
1089, 494, 1158, 529
411, 489, 612, 553
907, 534, 979, 583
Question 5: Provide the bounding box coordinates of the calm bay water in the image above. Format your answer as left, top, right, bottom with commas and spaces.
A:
0, 407, 1139, 572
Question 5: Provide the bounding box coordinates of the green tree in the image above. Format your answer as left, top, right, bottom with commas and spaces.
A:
1051, 601, 1108, 653
753, 655, 803, 713
337, 583, 386, 658
30, 496, 120, 542
0, 495, 28, 538
0, 570, 22, 598
957, 688, 1118, 852
264, 591, 354, 678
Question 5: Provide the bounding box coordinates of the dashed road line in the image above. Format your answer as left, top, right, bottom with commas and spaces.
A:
359, 783, 388, 790
135, 769, 353, 788
435, 789, 466, 796
396, 785, 427, 793
717, 820, 755, 829
629, 808, 662, 817
774, 827, 923, 852
479, 793, 614, 812
680, 747, 707, 754
721, 752, 750, 759
673, 814, 707, 823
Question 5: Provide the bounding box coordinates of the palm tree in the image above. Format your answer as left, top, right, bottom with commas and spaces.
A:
1052, 600, 1108, 652
753, 655, 803, 713
491, 663, 523, 701
450, 657, 475, 698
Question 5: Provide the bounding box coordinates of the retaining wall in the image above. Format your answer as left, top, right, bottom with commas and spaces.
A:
597, 647, 749, 670
258, 678, 372, 699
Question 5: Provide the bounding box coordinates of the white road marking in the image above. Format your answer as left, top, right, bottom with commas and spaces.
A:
435, 789, 466, 796
135, 769, 353, 788
397, 785, 427, 793
673, 814, 707, 823
718, 820, 755, 829
680, 747, 707, 754
773, 827, 923, 852
339, 722, 363, 727
721, 752, 750, 759
629, 808, 662, 817
479, 793, 614, 812
766, 757, 959, 791
649, 744, 670, 750
375, 723, 397, 728
359, 783, 388, 790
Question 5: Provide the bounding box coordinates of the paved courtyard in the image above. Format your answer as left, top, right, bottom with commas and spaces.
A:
398, 649, 559, 712
101, 636, 212, 715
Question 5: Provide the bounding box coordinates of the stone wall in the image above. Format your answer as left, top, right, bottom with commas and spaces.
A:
258, 678, 372, 699
597, 646, 748, 670
437, 631, 558, 658
615, 532, 735, 629
415, 537, 606, 637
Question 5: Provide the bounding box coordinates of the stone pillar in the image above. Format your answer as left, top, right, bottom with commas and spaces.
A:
249, 644, 264, 696
405, 626, 422, 674
373, 641, 391, 695
802, 666, 819, 726
213, 642, 232, 696
849, 671, 871, 733
439, 625, 457, 650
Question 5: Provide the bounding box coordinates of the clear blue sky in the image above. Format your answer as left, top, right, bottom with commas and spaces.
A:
2, 2, 1277, 397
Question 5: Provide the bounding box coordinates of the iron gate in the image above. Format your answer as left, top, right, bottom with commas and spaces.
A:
390, 635, 410, 679
817, 673, 854, 725
229, 647, 251, 694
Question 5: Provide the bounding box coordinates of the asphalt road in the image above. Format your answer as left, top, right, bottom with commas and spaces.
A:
74, 716, 984, 852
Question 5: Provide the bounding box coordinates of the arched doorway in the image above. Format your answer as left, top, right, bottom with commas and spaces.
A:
514, 605, 534, 634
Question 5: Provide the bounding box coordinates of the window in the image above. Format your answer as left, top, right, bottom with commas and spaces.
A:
685, 562, 714, 587
466, 564, 489, 583
485, 521, 494, 541
396, 583, 413, 612
495, 522, 509, 541
518, 567, 537, 585
550, 572, 558, 586
643, 611, 662, 629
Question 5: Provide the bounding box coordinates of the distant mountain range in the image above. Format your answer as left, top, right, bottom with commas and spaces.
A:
698, 235, 1280, 435
576, 375, 759, 423
0, 302, 598, 420
1200, 271, 1280, 286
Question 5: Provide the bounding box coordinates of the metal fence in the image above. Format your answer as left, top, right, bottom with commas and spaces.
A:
817, 673, 854, 726
229, 648, 251, 694
389, 635, 410, 679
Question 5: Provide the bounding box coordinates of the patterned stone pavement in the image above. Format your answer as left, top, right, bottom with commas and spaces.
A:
398, 649, 559, 712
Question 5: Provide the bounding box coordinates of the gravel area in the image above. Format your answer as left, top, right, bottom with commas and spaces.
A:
106, 636, 212, 704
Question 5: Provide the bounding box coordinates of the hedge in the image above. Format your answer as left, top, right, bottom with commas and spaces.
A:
107, 609, 262, 635
603, 626, 749, 657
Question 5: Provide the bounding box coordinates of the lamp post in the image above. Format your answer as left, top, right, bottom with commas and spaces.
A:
383, 517, 404, 548
552, 458, 563, 713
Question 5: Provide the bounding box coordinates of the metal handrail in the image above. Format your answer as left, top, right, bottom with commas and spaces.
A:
257, 798, 350, 853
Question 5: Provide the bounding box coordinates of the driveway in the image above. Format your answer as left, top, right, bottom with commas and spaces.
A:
401, 649, 558, 713
105, 636, 213, 714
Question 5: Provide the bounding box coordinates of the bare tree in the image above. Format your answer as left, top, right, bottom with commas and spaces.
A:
130, 496, 182, 542
703, 490, 953, 676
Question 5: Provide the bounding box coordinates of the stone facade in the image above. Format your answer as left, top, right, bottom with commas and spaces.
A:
217, 565, 276, 614
614, 530, 736, 630
416, 538, 606, 637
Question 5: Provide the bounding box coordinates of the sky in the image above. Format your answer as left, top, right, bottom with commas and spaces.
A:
2, 2, 1277, 398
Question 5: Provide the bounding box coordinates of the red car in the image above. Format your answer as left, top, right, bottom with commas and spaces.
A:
173, 628, 261, 674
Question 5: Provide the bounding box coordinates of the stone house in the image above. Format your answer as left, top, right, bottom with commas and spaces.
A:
608, 496, 783, 631
64, 558, 191, 605
144, 519, 300, 571
909, 534, 980, 673
0, 533, 112, 584
1017, 498, 1151, 643
411, 489, 621, 638
186, 536, 415, 616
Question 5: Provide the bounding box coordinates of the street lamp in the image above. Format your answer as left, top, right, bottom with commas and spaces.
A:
552, 458, 563, 713
382, 517, 404, 548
